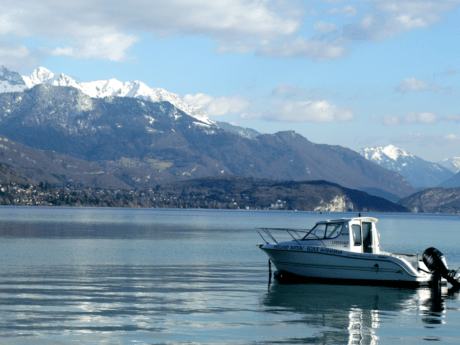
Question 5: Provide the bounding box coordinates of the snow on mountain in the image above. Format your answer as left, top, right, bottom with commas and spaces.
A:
437, 157, 460, 174
357, 145, 454, 188
22, 67, 80, 89
0, 66, 214, 126
359, 145, 410, 163
0, 66, 28, 93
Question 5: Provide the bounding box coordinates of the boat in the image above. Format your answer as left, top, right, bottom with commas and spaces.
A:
257, 217, 460, 288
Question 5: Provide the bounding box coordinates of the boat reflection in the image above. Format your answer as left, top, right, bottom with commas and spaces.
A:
420, 290, 446, 326
262, 281, 449, 345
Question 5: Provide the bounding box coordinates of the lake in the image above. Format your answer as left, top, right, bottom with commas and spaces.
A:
0, 207, 459, 344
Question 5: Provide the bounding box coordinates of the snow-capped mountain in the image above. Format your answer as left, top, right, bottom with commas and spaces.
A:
437, 157, 460, 174
359, 145, 409, 162
0, 66, 28, 93
0, 83, 416, 199
357, 145, 454, 188
0, 66, 214, 126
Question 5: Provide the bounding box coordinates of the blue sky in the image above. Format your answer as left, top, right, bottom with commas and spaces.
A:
1, 0, 459, 162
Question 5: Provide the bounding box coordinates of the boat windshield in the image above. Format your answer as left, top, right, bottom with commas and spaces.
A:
302, 222, 343, 240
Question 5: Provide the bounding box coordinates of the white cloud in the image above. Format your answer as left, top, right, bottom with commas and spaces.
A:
382, 112, 439, 126
328, 5, 358, 18
1, 0, 459, 64
183, 93, 250, 116
342, 5, 359, 18
133, 0, 301, 39
251, 99, 354, 122
444, 133, 460, 142
385, 113, 460, 126
395, 78, 444, 93
206, 96, 251, 116
0, 42, 38, 70
0, 44, 30, 61
405, 112, 437, 124
396, 78, 431, 92
257, 36, 350, 61
50, 47, 74, 56
50, 32, 138, 61
341, 1, 460, 42
263, 0, 460, 60
443, 114, 460, 122
314, 21, 338, 33
183, 93, 214, 109
262, 83, 353, 122
390, 132, 460, 146
0, 0, 302, 62
375, 1, 454, 38
74, 31, 140, 61
382, 114, 401, 126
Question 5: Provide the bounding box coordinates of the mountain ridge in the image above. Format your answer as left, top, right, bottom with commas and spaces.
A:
357, 145, 454, 188
0, 66, 262, 140
0, 66, 214, 126
0, 166, 409, 212
438, 171, 460, 188
437, 157, 460, 174
0, 134, 132, 189
0, 84, 416, 200
153, 175, 410, 212
398, 187, 460, 213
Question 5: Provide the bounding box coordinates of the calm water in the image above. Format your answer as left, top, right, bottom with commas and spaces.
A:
0, 207, 459, 344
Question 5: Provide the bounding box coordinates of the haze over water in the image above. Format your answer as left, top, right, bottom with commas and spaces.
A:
0, 207, 459, 344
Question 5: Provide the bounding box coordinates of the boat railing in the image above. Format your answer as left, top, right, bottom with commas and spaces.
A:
256, 227, 311, 246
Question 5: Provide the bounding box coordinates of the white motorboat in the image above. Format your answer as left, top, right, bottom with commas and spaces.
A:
257, 217, 459, 287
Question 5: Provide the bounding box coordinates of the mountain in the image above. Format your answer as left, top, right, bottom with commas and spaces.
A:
0, 66, 214, 126
438, 171, 460, 188
1, 66, 264, 138
398, 187, 460, 214
357, 145, 454, 188
437, 157, 460, 174
0, 66, 28, 93
154, 176, 410, 212
214, 121, 260, 139
0, 171, 409, 212
0, 134, 131, 189
0, 162, 32, 187
0, 84, 416, 200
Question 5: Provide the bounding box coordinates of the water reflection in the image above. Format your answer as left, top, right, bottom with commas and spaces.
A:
262, 282, 447, 345
0, 263, 264, 343
1, 208, 460, 344
421, 288, 446, 327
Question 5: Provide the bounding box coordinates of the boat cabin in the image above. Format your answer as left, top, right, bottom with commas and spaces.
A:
301, 217, 381, 254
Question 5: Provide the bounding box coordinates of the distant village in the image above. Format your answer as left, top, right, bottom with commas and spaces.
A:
0, 181, 278, 210
1, 177, 458, 213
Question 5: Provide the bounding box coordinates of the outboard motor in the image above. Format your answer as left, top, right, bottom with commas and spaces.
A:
423, 247, 460, 291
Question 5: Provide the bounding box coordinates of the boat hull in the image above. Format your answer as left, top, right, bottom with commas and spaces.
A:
261, 244, 432, 286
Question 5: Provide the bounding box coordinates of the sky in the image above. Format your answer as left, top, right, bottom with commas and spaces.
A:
1, 0, 459, 162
